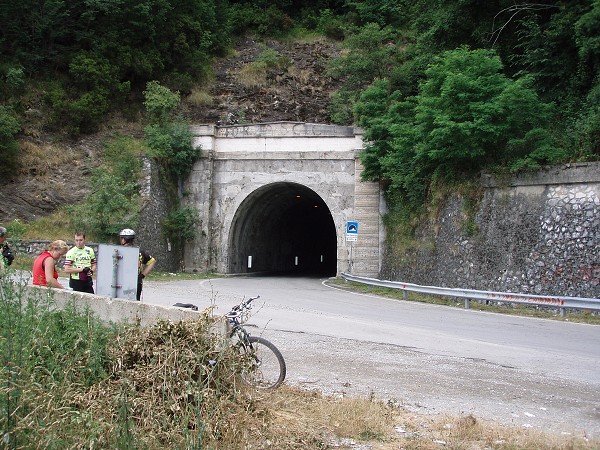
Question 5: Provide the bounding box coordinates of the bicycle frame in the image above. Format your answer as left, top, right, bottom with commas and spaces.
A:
225, 295, 286, 389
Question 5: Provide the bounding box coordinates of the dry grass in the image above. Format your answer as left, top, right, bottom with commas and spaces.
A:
17, 140, 75, 178
19, 208, 74, 240
236, 62, 270, 88
287, 65, 314, 84
187, 87, 214, 106
235, 46, 292, 89
248, 387, 597, 449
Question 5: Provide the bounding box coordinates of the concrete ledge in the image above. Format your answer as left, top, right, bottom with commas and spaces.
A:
25, 285, 227, 334
191, 122, 361, 138
482, 162, 600, 187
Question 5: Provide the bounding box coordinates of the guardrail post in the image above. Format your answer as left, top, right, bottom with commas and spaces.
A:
560, 307, 566, 317
464, 298, 471, 309
403, 290, 408, 300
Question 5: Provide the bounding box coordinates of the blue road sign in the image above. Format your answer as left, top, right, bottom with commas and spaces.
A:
346, 221, 358, 234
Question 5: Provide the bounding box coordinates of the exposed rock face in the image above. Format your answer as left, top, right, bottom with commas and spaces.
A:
182, 37, 343, 125
0, 134, 109, 223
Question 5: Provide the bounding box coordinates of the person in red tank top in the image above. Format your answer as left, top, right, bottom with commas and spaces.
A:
32, 240, 70, 288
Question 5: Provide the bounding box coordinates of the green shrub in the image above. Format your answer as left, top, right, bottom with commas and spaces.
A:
0, 105, 20, 176
357, 47, 561, 209
143, 81, 200, 185
143, 80, 181, 124
0, 279, 118, 447
5, 66, 25, 95
316, 9, 347, 40
0, 276, 255, 448
162, 206, 200, 252
145, 122, 199, 183
69, 137, 144, 240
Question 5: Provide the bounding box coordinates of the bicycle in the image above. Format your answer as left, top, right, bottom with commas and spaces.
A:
225, 295, 286, 389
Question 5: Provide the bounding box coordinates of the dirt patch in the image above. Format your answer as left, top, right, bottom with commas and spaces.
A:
182, 36, 342, 125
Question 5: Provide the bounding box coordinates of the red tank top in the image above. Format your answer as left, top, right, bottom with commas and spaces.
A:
32, 251, 58, 286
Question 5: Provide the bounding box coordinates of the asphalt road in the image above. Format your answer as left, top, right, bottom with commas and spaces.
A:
140, 275, 600, 437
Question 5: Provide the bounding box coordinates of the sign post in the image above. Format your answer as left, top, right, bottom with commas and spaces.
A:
345, 221, 358, 273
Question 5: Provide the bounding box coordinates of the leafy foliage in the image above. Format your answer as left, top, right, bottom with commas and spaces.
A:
162, 206, 200, 253
143, 80, 181, 124
228, 2, 294, 37
69, 137, 143, 241
357, 47, 561, 208
0, 0, 598, 214
1, 283, 117, 447
142, 80, 200, 252
0, 106, 20, 176
327, 1, 599, 211
327, 23, 404, 123
143, 81, 200, 184
145, 122, 199, 182
0, 280, 264, 448
343, 0, 413, 28
0, 0, 230, 132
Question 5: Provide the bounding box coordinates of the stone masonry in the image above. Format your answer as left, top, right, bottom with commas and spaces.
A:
381, 162, 600, 299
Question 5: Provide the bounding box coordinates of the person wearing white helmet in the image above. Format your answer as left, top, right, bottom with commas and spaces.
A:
119, 228, 156, 301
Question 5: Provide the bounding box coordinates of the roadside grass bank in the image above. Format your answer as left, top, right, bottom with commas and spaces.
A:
329, 278, 600, 325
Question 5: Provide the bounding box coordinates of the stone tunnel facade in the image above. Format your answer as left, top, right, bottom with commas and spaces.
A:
182, 122, 383, 277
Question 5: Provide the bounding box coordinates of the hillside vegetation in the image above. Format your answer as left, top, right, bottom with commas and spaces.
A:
1, 0, 598, 239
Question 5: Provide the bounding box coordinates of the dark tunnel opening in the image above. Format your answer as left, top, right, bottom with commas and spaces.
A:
228, 182, 337, 276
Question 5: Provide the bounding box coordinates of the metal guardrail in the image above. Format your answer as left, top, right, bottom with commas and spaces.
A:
340, 272, 600, 316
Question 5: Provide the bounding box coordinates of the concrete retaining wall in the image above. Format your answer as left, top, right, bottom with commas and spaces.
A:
25, 285, 226, 332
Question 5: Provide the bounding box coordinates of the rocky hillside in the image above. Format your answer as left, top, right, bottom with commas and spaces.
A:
0, 37, 342, 225
184, 37, 342, 125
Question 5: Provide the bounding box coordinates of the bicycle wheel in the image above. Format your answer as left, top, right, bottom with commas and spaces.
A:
237, 336, 286, 389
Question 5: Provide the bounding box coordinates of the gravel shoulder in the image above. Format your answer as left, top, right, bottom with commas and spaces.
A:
267, 328, 600, 436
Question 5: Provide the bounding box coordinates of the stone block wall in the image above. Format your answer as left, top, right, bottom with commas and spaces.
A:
380, 162, 600, 298
137, 157, 180, 272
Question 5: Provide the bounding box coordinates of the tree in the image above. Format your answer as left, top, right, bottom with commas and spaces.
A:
0, 106, 20, 177
143, 81, 200, 185
357, 47, 561, 208
143, 80, 180, 125
328, 23, 404, 123
68, 137, 143, 239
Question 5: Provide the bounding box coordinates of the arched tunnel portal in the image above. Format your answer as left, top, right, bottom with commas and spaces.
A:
228, 182, 337, 275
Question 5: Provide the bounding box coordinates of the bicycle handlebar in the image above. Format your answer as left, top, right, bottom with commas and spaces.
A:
226, 295, 260, 318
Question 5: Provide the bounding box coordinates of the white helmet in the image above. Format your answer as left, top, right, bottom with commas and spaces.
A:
119, 228, 136, 239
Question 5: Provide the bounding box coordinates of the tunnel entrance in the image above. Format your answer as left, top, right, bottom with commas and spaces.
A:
228, 182, 337, 276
